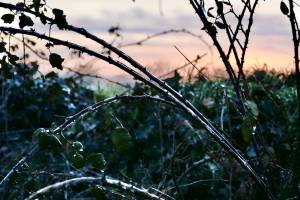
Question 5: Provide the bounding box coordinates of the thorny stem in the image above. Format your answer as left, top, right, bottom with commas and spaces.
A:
25, 176, 166, 200
0, 25, 273, 200
0, 2, 274, 198
288, 0, 300, 195
189, 0, 246, 113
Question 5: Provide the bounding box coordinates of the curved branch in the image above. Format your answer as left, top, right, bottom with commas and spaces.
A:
53, 94, 177, 134
25, 176, 166, 200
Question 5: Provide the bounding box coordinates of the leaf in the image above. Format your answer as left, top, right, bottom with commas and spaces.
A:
244, 100, 259, 117
215, 21, 227, 29
1, 14, 15, 24
72, 153, 85, 169
206, 22, 218, 36
16, 2, 25, 8
52, 8, 68, 30
0, 42, 6, 53
87, 153, 106, 170
49, 53, 64, 70
45, 43, 54, 48
241, 114, 256, 144
8, 54, 19, 65
280, 1, 289, 15
19, 14, 34, 28
33, 128, 51, 149
31, 0, 43, 13
40, 12, 47, 25
111, 127, 132, 154
72, 141, 84, 152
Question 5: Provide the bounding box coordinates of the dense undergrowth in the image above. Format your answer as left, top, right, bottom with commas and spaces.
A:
0, 62, 299, 199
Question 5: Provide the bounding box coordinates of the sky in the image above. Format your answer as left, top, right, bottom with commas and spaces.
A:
1, 0, 299, 82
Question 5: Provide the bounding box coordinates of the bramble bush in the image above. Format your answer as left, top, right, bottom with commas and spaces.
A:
0, 0, 300, 199
0, 61, 299, 199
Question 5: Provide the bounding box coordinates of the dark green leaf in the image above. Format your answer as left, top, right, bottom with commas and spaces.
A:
1, 14, 15, 24
241, 114, 256, 144
72, 153, 85, 169
72, 141, 84, 152
111, 127, 132, 154
88, 153, 106, 170
33, 128, 51, 149
244, 100, 259, 117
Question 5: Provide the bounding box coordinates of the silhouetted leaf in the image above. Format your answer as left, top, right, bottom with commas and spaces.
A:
45, 42, 54, 48
30, 0, 43, 13
8, 54, 19, 65
52, 8, 68, 29
204, 22, 218, 36
0, 42, 6, 53
49, 53, 64, 70
40, 12, 47, 24
16, 2, 25, 8
1, 14, 15, 24
280, 1, 289, 15
19, 14, 34, 28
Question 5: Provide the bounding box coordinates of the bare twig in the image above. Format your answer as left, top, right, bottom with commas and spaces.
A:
158, 54, 206, 78
64, 66, 131, 88
119, 28, 211, 50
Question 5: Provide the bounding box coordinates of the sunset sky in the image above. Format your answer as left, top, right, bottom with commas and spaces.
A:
1, 0, 300, 82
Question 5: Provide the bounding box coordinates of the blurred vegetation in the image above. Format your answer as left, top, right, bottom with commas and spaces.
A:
0, 61, 299, 199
